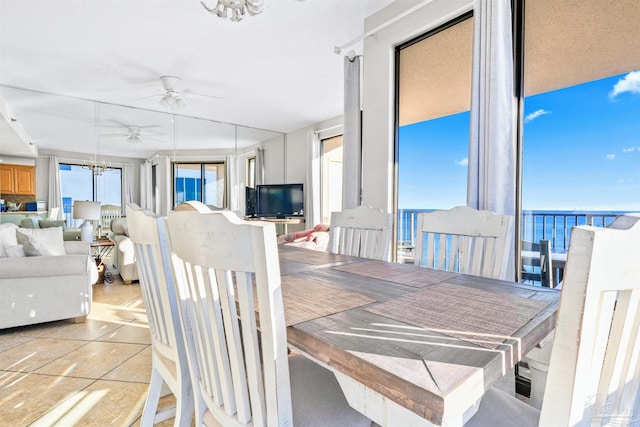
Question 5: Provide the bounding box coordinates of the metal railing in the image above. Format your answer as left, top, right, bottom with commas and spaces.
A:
397, 209, 625, 261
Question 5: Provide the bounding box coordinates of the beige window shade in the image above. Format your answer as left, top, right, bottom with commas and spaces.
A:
398, 1, 640, 128
398, 17, 473, 127
525, 0, 640, 97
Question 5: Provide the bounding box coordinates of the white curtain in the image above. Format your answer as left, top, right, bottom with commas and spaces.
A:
122, 164, 133, 206
225, 154, 238, 212
139, 161, 152, 211
255, 147, 265, 186
47, 156, 62, 220
467, 0, 516, 277
343, 55, 362, 210
305, 130, 321, 227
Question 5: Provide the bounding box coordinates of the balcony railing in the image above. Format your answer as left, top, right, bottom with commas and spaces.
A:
397, 209, 625, 262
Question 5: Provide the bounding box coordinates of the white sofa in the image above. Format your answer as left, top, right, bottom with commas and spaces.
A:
0, 239, 96, 329
109, 217, 138, 284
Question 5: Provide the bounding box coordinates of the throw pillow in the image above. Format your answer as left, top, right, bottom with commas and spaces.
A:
0, 223, 19, 257
16, 231, 52, 256
19, 217, 40, 229
5, 244, 25, 258
17, 227, 66, 256
39, 220, 67, 230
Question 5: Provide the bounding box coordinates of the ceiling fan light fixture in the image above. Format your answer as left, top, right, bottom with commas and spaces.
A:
126, 134, 141, 144
201, 0, 264, 22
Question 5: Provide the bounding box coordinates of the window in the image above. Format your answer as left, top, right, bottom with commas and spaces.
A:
395, 13, 473, 262
173, 162, 225, 208
517, 0, 640, 283
59, 163, 122, 227
321, 135, 343, 224
247, 157, 256, 188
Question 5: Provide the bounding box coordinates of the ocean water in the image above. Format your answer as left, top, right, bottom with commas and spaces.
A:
397, 209, 625, 251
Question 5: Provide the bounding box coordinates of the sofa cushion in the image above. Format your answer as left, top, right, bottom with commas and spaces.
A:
5, 244, 25, 257
16, 231, 52, 256
0, 223, 19, 257
40, 220, 67, 230
0, 254, 91, 278
17, 227, 66, 256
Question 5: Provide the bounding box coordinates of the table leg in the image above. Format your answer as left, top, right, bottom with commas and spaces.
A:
523, 331, 554, 409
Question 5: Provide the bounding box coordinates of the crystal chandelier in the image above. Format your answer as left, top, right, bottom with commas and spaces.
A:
82, 158, 112, 176
82, 103, 113, 176
201, 0, 265, 22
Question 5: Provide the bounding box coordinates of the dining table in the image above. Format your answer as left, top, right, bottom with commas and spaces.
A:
277, 245, 560, 426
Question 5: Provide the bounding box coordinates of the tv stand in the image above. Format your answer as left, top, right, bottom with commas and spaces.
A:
245, 216, 304, 235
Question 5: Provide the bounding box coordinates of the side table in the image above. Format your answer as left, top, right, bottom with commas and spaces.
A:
91, 238, 115, 284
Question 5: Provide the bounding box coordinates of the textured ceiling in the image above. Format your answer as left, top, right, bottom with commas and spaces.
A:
0, 0, 395, 159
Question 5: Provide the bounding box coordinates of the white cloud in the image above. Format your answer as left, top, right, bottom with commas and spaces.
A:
609, 70, 640, 99
616, 178, 634, 184
623, 147, 636, 153
524, 109, 550, 123
455, 157, 468, 166
606, 154, 616, 160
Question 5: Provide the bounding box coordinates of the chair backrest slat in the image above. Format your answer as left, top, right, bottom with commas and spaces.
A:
328, 205, 393, 261
414, 206, 513, 280
540, 213, 640, 425
166, 202, 292, 427
126, 203, 193, 425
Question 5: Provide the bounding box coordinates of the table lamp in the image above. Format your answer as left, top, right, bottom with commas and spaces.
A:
73, 200, 101, 242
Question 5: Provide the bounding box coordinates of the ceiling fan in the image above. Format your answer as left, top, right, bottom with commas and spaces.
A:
138, 76, 224, 109
101, 126, 167, 145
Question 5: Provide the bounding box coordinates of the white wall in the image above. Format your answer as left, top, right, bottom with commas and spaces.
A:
361, 0, 473, 212
262, 135, 286, 184
284, 115, 343, 182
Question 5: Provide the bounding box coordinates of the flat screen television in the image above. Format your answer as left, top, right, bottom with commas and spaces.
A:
256, 183, 304, 218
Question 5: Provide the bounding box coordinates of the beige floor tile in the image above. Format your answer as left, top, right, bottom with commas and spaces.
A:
31, 379, 150, 427
20, 318, 125, 341
0, 332, 33, 353
0, 338, 87, 373
0, 371, 94, 426
96, 321, 152, 345
35, 341, 147, 380
102, 346, 152, 383
89, 301, 148, 325
8, 319, 78, 338
91, 282, 145, 307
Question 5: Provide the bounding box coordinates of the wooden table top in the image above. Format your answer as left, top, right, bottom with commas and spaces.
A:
278, 245, 560, 426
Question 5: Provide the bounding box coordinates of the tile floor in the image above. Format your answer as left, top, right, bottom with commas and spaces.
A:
0, 263, 177, 426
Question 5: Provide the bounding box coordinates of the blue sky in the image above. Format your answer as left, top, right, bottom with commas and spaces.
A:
398, 71, 640, 211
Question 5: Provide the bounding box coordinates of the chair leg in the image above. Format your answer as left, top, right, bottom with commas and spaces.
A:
141, 368, 164, 425
174, 376, 194, 427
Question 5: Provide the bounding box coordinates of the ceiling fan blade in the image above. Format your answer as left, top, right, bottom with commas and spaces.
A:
182, 88, 224, 100
100, 132, 128, 137
144, 136, 169, 143
131, 94, 161, 102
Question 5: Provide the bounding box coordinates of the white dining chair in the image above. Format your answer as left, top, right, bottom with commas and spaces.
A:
166, 201, 372, 427
126, 204, 194, 426
521, 239, 553, 287
414, 206, 514, 280
466, 213, 640, 426
328, 204, 393, 261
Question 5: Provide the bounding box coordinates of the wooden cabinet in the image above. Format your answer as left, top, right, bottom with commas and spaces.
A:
0, 164, 35, 195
